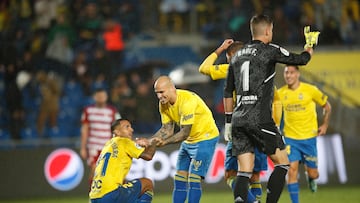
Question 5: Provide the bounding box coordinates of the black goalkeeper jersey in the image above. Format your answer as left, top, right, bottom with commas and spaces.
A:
224, 40, 311, 127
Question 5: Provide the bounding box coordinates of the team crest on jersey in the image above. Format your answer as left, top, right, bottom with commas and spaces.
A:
298, 93, 304, 100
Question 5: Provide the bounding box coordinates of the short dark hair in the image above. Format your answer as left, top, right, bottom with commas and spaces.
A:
93, 87, 107, 95
250, 14, 273, 37
111, 118, 127, 132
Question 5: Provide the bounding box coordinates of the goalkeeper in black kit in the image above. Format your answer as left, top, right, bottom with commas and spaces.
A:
223, 14, 320, 203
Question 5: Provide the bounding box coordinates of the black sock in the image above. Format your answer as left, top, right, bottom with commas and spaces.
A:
233, 172, 252, 203
266, 165, 289, 203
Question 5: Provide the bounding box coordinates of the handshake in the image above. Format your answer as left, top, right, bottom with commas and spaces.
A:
136, 137, 165, 147
304, 26, 320, 49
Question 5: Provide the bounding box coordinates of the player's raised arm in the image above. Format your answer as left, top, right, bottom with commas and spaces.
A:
199, 39, 234, 76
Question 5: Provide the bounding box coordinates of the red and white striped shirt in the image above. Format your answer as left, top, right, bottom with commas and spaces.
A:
81, 104, 121, 151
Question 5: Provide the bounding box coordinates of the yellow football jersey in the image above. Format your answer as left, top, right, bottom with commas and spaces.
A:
159, 89, 219, 144
278, 82, 328, 140
89, 137, 145, 199
199, 52, 229, 80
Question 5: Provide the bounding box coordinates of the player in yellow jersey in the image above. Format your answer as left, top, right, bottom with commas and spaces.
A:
89, 118, 156, 203
150, 75, 219, 203
199, 39, 282, 203
277, 65, 331, 203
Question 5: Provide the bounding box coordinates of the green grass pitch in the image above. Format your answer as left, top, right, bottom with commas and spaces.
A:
1, 185, 359, 203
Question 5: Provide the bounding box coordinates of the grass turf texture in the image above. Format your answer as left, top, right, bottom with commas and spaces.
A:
1, 185, 359, 203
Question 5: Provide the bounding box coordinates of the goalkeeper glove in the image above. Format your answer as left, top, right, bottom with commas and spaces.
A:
304, 26, 320, 49
224, 113, 232, 141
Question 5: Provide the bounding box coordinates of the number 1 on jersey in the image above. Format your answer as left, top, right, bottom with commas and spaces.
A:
241, 61, 250, 91
100, 152, 111, 176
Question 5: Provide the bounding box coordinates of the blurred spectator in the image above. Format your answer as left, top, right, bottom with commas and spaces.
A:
159, 0, 189, 32
116, 1, 141, 37
321, 16, 342, 44
46, 34, 74, 65
223, 0, 255, 39
72, 50, 93, 96
4, 63, 24, 140
36, 70, 61, 137
1, 30, 19, 66
139, 0, 160, 31
193, 0, 217, 32
272, 5, 291, 44
133, 82, 160, 134
34, 0, 66, 34
19, 50, 36, 74
340, 0, 360, 44
102, 18, 125, 76
29, 29, 47, 59
321, 0, 343, 29
75, 2, 103, 51
110, 74, 136, 121
128, 71, 142, 90
48, 11, 77, 48
301, 0, 316, 28
0, 0, 10, 38
88, 47, 112, 86
68, 0, 85, 24
98, 0, 115, 18
17, 0, 32, 33
13, 27, 29, 60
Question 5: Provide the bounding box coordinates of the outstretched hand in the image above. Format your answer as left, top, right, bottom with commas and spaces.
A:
151, 137, 166, 147
318, 124, 328, 136
135, 137, 150, 147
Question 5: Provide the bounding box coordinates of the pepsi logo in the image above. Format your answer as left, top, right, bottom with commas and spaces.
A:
44, 148, 84, 191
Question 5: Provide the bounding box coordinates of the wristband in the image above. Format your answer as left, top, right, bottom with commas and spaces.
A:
225, 112, 232, 123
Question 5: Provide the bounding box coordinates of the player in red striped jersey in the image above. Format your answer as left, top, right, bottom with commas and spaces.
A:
80, 88, 121, 189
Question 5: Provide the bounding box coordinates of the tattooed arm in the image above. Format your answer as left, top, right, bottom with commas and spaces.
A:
162, 124, 191, 146
151, 123, 191, 147
151, 122, 175, 140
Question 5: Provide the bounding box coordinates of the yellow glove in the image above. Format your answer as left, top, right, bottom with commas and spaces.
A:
304, 26, 320, 49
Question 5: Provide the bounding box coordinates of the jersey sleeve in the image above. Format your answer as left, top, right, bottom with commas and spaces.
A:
199, 53, 217, 76
199, 53, 229, 80
311, 86, 328, 106
125, 139, 145, 159
270, 44, 311, 66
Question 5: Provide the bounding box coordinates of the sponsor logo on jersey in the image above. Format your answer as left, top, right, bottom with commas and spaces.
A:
44, 148, 84, 191
182, 114, 193, 122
